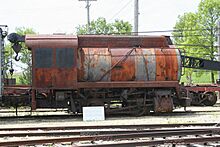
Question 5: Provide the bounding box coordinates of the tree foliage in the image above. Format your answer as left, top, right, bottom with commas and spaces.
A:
173, 0, 220, 83
76, 17, 132, 35
4, 44, 14, 79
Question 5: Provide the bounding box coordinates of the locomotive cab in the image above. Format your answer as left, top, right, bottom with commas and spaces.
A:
25, 35, 78, 108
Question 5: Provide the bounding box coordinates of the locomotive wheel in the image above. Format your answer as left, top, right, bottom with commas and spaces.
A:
130, 92, 151, 116
131, 106, 146, 116
202, 92, 217, 106
131, 104, 151, 116
87, 98, 104, 106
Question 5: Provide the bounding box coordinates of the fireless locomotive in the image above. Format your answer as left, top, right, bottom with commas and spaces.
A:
3, 32, 220, 116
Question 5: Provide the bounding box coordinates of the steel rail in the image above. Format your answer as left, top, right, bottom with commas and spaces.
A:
0, 129, 216, 146
0, 109, 67, 113
0, 123, 219, 131
1, 108, 220, 118
0, 114, 81, 120
82, 136, 220, 147
0, 127, 217, 137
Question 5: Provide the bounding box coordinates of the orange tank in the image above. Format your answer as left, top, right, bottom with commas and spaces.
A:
77, 48, 181, 82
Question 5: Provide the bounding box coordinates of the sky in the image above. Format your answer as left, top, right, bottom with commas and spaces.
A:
1, 0, 201, 35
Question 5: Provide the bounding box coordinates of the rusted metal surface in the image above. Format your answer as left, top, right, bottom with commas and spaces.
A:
31, 89, 36, 110
0, 127, 212, 137
4, 78, 16, 85
77, 81, 179, 88
34, 68, 53, 88
25, 35, 78, 49
181, 84, 219, 106
3, 85, 31, 95
83, 137, 220, 147
33, 50, 77, 89
155, 49, 166, 80
52, 68, 76, 88
1, 123, 218, 131
24, 35, 181, 89
22, 35, 182, 112
0, 123, 219, 131
78, 35, 170, 48
34, 68, 77, 88
78, 47, 181, 82
110, 48, 135, 81
135, 48, 148, 80
154, 91, 173, 112
26, 35, 78, 89
0, 128, 219, 147
155, 49, 180, 81
185, 85, 220, 92
5, 34, 220, 112
139, 49, 156, 80
78, 48, 111, 81
161, 49, 178, 80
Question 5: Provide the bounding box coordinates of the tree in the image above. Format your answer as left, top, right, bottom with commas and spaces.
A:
6, 27, 36, 85
4, 44, 14, 79
173, 0, 220, 83
76, 17, 132, 35
173, 13, 201, 84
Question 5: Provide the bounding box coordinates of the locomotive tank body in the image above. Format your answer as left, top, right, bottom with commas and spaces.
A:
75, 35, 183, 115
78, 48, 181, 82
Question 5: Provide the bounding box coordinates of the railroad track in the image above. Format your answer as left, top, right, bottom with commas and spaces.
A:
0, 123, 220, 146
1, 108, 220, 119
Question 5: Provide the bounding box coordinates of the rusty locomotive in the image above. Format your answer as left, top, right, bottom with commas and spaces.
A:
3, 33, 220, 116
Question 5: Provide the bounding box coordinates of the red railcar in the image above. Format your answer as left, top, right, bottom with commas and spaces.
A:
184, 84, 219, 106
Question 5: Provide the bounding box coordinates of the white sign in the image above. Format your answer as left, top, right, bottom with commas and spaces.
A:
83, 106, 105, 121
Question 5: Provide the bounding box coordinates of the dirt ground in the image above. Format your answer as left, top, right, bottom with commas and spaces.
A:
0, 103, 220, 128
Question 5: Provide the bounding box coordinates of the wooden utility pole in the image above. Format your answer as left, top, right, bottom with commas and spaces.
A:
79, 0, 97, 34
218, 21, 220, 81
134, 0, 139, 35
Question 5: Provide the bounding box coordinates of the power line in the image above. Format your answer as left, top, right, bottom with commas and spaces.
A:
135, 28, 219, 34
174, 44, 217, 48
181, 51, 220, 56
170, 34, 204, 37
80, 28, 219, 35
109, 0, 132, 21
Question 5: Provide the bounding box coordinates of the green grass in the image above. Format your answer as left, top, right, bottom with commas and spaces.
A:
180, 71, 218, 84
